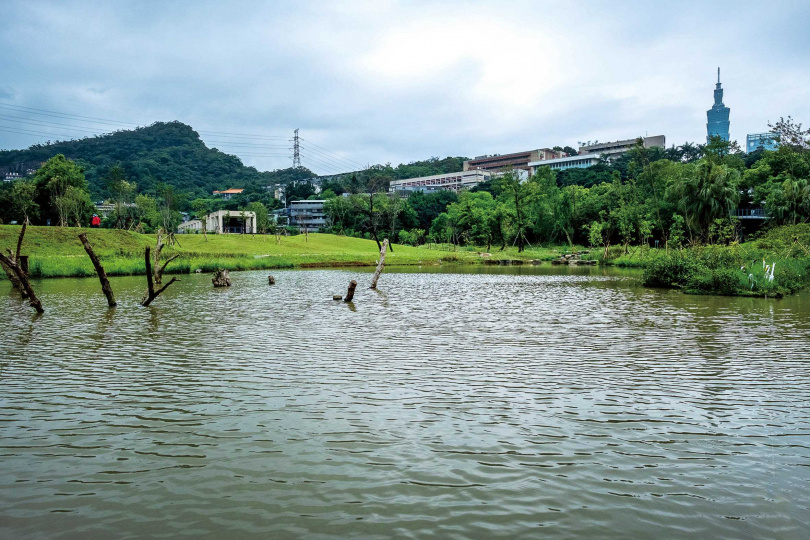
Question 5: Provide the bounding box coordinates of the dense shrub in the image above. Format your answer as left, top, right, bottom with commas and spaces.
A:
642, 253, 703, 288
683, 266, 746, 295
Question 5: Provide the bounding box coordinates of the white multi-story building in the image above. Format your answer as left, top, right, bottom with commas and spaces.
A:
389, 170, 492, 194
528, 154, 603, 173
289, 200, 328, 230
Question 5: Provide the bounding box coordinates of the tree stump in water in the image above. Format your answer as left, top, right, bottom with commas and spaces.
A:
212, 269, 232, 287
141, 246, 179, 307
344, 280, 357, 302
369, 239, 388, 290
78, 233, 116, 307
268, 275, 275, 285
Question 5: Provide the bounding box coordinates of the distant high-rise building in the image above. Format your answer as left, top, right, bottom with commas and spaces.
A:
707, 67, 730, 142
746, 132, 778, 153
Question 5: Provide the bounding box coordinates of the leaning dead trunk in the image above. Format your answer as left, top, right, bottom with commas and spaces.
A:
78, 233, 117, 307
1, 258, 22, 292
141, 246, 179, 307
1, 220, 27, 295
369, 238, 388, 289
344, 280, 357, 302
0, 252, 43, 313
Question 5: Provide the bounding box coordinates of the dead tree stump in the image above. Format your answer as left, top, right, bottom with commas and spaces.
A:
344, 280, 357, 302
212, 269, 232, 287
0, 223, 42, 313
268, 275, 275, 285
78, 233, 116, 307
0, 258, 22, 292
369, 238, 388, 289
141, 246, 179, 306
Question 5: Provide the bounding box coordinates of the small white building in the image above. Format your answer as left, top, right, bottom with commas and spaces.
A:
528, 154, 603, 173
178, 210, 257, 234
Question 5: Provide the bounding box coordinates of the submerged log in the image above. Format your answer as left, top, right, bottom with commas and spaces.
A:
332, 294, 342, 301
212, 269, 231, 287
141, 246, 179, 307
369, 238, 388, 290
344, 280, 357, 302
78, 233, 117, 307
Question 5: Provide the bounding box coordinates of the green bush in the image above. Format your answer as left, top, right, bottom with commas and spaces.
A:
642, 253, 703, 288
684, 266, 746, 295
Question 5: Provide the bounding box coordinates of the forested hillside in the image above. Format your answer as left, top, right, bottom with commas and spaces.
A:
0, 121, 312, 199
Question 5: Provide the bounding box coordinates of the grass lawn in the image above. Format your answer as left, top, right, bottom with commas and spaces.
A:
0, 225, 575, 278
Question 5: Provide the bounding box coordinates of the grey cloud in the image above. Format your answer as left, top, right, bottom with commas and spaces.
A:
1, 0, 809, 174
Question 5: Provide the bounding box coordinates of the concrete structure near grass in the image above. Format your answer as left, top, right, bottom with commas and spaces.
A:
178, 210, 256, 234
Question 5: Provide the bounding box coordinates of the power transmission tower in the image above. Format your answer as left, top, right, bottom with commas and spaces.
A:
292, 128, 301, 168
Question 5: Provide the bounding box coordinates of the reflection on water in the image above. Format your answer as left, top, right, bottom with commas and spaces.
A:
1, 266, 809, 539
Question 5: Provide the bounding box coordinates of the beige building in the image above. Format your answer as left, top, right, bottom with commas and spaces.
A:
578, 135, 665, 157
463, 148, 566, 173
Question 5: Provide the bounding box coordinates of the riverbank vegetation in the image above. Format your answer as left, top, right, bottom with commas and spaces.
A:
2, 118, 808, 296
0, 225, 565, 279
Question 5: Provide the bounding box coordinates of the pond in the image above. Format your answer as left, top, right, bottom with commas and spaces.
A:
1, 266, 809, 539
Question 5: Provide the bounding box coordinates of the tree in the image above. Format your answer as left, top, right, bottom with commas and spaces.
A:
10, 181, 39, 223
106, 165, 137, 228
156, 183, 183, 234
674, 161, 741, 241
769, 116, 810, 150
191, 198, 211, 239
31, 154, 91, 226
245, 201, 269, 233
765, 177, 810, 225
494, 168, 536, 252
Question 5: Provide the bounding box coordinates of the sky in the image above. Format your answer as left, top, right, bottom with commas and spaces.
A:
1, 0, 809, 176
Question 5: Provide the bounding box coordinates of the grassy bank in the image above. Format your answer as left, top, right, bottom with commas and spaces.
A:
596, 224, 810, 297
0, 226, 575, 279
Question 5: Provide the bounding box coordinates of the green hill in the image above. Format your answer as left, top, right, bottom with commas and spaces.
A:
0, 121, 312, 199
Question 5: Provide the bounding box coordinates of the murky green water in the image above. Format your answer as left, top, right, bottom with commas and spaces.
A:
1, 266, 809, 539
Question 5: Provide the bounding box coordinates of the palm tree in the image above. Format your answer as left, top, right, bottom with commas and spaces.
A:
678, 161, 740, 242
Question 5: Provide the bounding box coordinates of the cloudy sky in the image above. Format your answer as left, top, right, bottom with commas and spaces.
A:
1, 0, 808, 175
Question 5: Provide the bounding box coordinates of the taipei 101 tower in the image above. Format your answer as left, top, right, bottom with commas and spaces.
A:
706, 67, 730, 142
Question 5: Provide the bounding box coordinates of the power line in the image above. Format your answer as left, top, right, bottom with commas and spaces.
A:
300, 149, 355, 174
0, 102, 368, 172
0, 103, 141, 127
298, 137, 365, 169
0, 125, 85, 140
0, 114, 118, 134
299, 144, 360, 171
302, 155, 346, 175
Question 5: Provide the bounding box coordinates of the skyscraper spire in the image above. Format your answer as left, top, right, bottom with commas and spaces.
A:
707, 67, 730, 142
